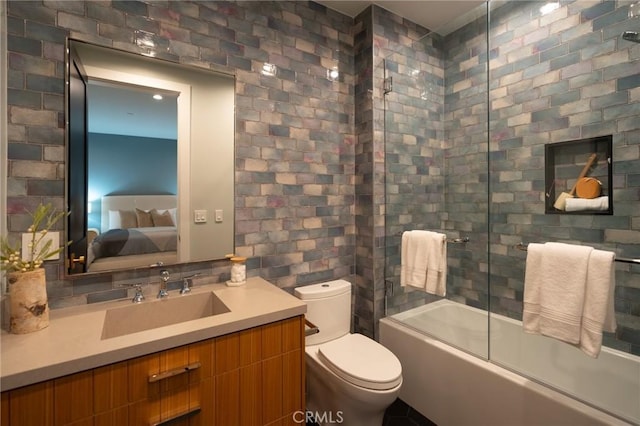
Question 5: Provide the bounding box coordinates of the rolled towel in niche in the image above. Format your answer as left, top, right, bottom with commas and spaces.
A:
564, 196, 608, 212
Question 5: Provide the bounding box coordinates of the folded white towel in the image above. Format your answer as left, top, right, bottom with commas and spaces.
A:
580, 249, 616, 358
539, 242, 593, 344
523, 243, 544, 333
523, 242, 617, 358
565, 196, 609, 212
524, 242, 593, 344
401, 230, 447, 296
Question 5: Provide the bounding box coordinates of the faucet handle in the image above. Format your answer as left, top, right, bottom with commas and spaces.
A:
120, 283, 146, 303
132, 284, 145, 303
180, 273, 201, 294
160, 269, 170, 282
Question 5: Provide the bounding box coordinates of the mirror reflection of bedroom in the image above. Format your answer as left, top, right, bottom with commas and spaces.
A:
67, 40, 235, 275
86, 82, 179, 273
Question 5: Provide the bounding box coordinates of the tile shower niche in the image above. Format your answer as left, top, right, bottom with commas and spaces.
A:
545, 135, 613, 215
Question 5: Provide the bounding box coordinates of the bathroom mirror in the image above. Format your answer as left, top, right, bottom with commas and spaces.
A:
66, 39, 235, 275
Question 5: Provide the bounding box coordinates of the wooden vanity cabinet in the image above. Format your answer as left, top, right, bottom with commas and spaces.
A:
1, 315, 305, 426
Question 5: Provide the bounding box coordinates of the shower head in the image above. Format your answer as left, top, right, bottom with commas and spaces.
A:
622, 31, 640, 43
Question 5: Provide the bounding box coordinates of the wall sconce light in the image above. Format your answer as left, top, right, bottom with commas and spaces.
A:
261, 63, 277, 77
327, 67, 339, 81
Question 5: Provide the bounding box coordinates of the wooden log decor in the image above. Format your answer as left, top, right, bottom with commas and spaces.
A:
8, 268, 50, 334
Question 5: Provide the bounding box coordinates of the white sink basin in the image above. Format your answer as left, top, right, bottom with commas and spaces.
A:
101, 292, 230, 339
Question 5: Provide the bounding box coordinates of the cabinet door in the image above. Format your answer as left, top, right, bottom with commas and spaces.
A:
93, 406, 129, 426
262, 356, 284, 424
53, 370, 94, 425
282, 316, 305, 420
1, 391, 9, 425
239, 362, 263, 426
188, 377, 214, 426
215, 369, 240, 425
282, 349, 303, 418
128, 352, 161, 424
128, 352, 161, 403
93, 361, 129, 414
185, 341, 215, 425
7, 381, 53, 426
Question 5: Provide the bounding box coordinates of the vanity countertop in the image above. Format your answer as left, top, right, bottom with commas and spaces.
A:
0, 276, 306, 392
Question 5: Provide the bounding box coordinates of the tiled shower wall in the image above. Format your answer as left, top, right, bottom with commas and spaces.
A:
354, 6, 444, 337
381, 0, 639, 354
353, 6, 376, 337
5, 1, 358, 308
377, 8, 447, 320
485, 0, 640, 353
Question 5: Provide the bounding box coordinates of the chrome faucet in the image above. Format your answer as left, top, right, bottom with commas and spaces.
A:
132, 284, 145, 303
158, 269, 170, 298
119, 282, 146, 303
180, 273, 201, 294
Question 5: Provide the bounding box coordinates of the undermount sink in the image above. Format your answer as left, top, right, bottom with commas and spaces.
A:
101, 291, 230, 340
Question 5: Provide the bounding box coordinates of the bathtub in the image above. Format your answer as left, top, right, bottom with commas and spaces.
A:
379, 299, 639, 426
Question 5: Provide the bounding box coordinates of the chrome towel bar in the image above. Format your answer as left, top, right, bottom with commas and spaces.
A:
394, 232, 470, 244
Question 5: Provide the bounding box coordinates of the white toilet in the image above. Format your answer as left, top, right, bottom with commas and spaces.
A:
294, 280, 402, 426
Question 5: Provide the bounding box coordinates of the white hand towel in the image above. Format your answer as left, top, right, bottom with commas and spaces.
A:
565, 196, 609, 212
579, 249, 616, 358
401, 230, 447, 296
538, 242, 593, 344
523, 243, 544, 334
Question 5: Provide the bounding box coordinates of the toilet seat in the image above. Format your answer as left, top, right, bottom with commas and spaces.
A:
317, 333, 402, 391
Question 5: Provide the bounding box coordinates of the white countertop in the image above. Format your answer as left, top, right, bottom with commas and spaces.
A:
0, 276, 306, 391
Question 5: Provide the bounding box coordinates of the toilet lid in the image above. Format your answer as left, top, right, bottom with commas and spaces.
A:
318, 333, 402, 390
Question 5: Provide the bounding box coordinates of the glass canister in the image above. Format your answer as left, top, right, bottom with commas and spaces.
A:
228, 256, 247, 286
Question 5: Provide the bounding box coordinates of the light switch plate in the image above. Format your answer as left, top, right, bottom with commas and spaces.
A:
215, 209, 223, 223
21, 231, 60, 261
194, 210, 207, 223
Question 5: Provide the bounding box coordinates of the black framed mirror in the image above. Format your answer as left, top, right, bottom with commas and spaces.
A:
66, 40, 235, 275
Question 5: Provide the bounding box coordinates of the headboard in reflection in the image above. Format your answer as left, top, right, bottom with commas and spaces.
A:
66, 40, 235, 275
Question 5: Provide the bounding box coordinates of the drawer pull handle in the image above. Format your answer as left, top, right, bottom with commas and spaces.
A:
304, 318, 319, 337
151, 406, 201, 425
148, 362, 201, 383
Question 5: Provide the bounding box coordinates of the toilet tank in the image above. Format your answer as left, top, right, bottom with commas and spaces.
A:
294, 280, 351, 346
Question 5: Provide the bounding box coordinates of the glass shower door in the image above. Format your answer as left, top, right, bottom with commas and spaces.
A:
487, 1, 640, 422
381, 3, 490, 360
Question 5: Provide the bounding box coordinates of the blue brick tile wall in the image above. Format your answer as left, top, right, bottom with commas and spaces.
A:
5, 0, 357, 308
381, 0, 639, 354
485, 0, 640, 354
3, 0, 639, 354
